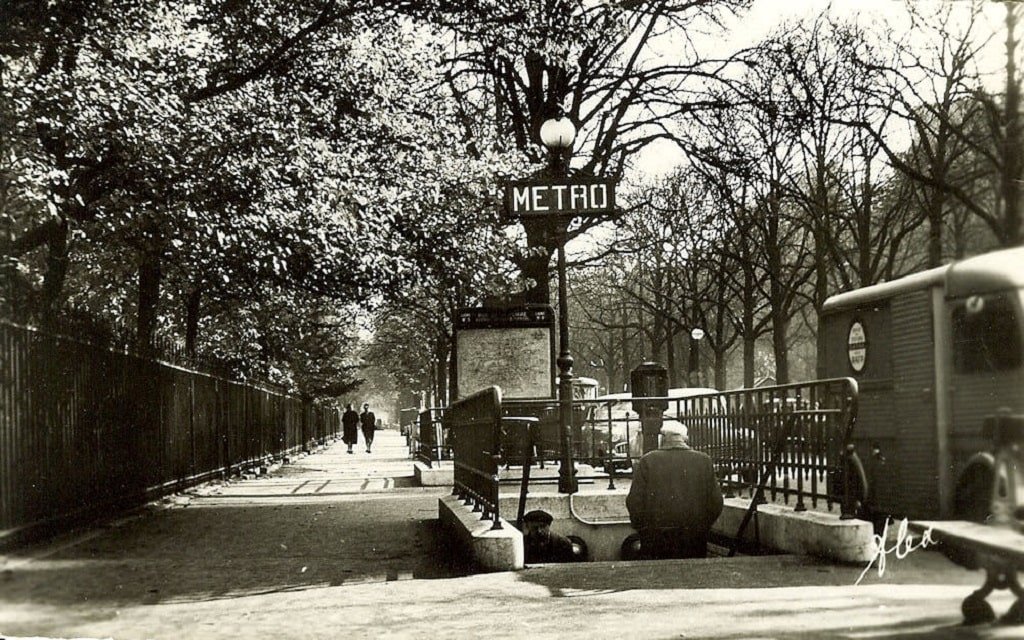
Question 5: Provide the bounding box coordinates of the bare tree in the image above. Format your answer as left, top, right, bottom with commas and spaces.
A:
836, 0, 1012, 264
442, 0, 753, 303
684, 43, 815, 384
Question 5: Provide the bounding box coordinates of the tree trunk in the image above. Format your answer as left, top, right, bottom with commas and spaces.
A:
771, 309, 790, 385
713, 283, 728, 390
616, 301, 628, 392
448, 334, 457, 405
687, 334, 700, 387
665, 322, 676, 387
742, 269, 756, 388
516, 249, 552, 303
926, 104, 951, 268
38, 217, 70, 326
714, 351, 727, 390
743, 334, 755, 388
435, 338, 449, 405
766, 182, 789, 385
185, 286, 202, 359
136, 247, 162, 355
814, 228, 827, 378
927, 194, 944, 268
516, 219, 556, 304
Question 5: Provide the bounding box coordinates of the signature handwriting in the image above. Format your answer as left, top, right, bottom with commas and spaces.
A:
855, 517, 935, 585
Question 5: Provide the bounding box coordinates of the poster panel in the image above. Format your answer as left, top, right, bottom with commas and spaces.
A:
454, 305, 555, 400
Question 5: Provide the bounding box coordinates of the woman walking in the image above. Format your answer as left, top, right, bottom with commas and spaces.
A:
342, 403, 359, 454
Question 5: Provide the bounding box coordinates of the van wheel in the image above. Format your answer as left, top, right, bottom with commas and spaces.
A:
954, 459, 994, 523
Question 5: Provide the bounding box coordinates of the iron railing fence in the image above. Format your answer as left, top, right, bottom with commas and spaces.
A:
501, 378, 860, 514
413, 407, 447, 467
446, 387, 503, 529
660, 379, 860, 515
0, 321, 340, 541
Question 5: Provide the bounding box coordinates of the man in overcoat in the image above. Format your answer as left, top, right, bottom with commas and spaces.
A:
360, 403, 376, 453
626, 422, 723, 559
342, 403, 359, 454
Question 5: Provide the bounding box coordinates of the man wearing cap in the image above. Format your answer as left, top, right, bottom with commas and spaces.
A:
626, 421, 723, 559
521, 510, 577, 564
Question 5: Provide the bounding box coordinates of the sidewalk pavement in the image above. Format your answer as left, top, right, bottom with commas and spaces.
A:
0, 430, 1019, 640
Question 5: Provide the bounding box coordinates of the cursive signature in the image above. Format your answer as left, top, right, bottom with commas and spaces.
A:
855, 517, 935, 585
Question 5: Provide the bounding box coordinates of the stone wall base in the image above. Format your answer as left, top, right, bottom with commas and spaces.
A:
497, 491, 876, 563
438, 495, 523, 572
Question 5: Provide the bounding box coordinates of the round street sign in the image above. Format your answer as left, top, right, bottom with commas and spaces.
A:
690, 328, 705, 341
847, 321, 867, 372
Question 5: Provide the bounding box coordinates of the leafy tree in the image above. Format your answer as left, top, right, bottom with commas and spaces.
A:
0, 1, 526, 397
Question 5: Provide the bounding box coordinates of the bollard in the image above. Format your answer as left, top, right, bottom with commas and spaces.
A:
631, 361, 667, 455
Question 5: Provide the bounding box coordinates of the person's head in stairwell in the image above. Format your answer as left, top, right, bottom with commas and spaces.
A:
522, 510, 580, 564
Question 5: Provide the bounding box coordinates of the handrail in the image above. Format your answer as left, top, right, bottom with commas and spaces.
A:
447, 387, 503, 530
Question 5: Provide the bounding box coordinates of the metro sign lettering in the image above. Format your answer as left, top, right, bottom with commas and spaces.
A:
504, 178, 617, 218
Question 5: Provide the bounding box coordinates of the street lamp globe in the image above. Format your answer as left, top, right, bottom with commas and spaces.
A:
540, 116, 576, 149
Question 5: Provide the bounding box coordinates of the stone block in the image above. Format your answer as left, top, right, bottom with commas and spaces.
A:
415, 461, 454, 487
438, 495, 523, 571
713, 498, 876, 563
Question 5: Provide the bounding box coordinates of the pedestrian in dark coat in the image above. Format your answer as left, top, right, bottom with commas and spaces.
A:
342, 403, 359, 454
626, 422, 723, 559
360, 403, 376, 453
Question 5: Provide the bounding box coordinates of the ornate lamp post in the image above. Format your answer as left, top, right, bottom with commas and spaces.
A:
540, 113, 578, 494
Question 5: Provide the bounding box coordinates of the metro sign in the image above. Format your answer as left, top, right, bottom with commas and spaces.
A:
504, 177, 617, 219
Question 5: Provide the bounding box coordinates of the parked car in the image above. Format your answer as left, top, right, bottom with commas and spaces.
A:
602, 440, 633, 474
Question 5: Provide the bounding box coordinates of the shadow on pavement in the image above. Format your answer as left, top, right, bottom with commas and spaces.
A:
708, 618, 982, 640
514, 556, 1010, 639
515, 550, 986, 594
0, 495, 472, 608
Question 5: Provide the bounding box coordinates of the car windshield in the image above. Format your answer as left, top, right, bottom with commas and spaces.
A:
592, 401, 634, 424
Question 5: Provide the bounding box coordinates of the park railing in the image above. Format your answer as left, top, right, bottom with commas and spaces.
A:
446, 387, 503, 530
413, 407, 447, 467
0, 320, 340, 544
